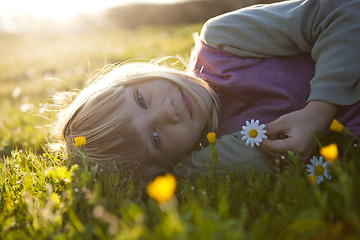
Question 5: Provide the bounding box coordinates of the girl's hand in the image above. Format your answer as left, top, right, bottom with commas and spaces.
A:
260, 101, 338, 161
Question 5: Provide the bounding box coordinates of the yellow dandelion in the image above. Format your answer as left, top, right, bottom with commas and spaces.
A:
73, 136, 86, 147
147, 173, 177, 204
320, 143, 339, 164
207, 132, 216, 144
207, 132, 218, 162
329, 119, 344, 133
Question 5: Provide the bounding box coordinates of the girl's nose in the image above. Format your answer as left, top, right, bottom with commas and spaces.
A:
158, 98, 180, 123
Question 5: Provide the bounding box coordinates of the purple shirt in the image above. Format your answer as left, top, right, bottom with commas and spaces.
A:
193, 40, 360, 137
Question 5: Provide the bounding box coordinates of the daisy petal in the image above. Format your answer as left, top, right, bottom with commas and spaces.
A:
317, 175, 324, 184
306, 164, 314, 173
324, 171, 332, 180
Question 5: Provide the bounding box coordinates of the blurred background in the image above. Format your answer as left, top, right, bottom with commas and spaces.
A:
0, 0, 279, 33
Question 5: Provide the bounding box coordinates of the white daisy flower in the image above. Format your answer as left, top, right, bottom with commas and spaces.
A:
306, 156, 332, 184
241, 119, 267, 147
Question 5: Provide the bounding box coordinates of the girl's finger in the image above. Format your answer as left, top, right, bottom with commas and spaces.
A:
260, 138, 293, 154
265, 118, 289, 137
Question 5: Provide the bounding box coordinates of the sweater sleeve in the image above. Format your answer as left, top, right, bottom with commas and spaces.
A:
174, 131, 275, 175
200, 0, 360, 105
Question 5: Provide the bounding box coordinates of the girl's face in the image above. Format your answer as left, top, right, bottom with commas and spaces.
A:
114, 78, 213, 166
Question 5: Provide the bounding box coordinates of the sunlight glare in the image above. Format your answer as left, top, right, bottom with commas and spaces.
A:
0, 0, 183, 20
0, 0, 184, 33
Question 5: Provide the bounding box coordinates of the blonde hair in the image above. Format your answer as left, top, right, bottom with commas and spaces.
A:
57, 61, 220, 177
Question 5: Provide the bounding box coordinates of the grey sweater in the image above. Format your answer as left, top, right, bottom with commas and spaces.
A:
201, 0, 360, 106
177, 0, 360, 175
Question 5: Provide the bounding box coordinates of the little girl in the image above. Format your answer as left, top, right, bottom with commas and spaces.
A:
57, 0, 360, 178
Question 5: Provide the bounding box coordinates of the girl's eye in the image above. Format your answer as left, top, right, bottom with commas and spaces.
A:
135, 91, 147, 109
152, 130, 161, 147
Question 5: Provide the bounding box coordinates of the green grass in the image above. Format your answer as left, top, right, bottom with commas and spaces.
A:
1, 24, 360, 239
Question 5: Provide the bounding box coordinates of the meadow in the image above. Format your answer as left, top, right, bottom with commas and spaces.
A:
0, 24, 359, 239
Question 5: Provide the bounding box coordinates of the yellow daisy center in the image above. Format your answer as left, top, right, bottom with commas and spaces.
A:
315, 165, 324, 176
249, 129, 258, 138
